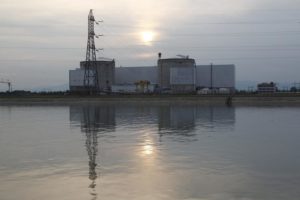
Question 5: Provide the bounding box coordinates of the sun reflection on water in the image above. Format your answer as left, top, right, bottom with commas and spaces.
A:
139, 131, 156, 159
140, 137, 157, 167
143, 143, 154, 155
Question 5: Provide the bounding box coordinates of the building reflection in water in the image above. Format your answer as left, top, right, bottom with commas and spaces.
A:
69, 103, 235, 198
70, 103, 235, 143
69, 103, 116, 200
70, 104, 116, 132
159, 104, 196, 130
195, 106, 236, 129
158, 104, 235, 141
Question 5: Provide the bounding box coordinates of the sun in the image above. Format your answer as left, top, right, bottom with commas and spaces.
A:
142, 31, 154, 44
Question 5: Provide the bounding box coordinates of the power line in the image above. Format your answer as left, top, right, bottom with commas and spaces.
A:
91, 31, 300, 38
1, 56, 300, 62
104, 20, 300, 28
4, 30, 300, 38
2, 45, 300, 51
101, 23, 156, 66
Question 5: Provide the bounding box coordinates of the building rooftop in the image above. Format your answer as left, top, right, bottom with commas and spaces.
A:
158, 58, 195, 62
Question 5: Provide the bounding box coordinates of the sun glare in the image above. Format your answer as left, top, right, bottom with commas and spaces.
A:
142, 31, 154, 44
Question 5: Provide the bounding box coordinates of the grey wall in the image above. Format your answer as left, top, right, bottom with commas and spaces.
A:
115, 66, 157, 84
196, 65, 235, 89
114, 64, 235, 89
80, 61, 115, 90
170, 67, 195, 85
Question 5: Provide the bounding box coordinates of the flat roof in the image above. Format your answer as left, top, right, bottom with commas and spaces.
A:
158, 58, 195, 62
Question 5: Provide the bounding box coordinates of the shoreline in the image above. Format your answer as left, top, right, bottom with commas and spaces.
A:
1, 94, 300, 106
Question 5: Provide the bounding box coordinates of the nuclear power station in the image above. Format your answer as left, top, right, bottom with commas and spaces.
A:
69, 10, 235, 94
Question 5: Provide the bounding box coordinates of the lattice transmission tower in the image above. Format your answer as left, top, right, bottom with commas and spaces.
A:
84, 9, 101, 94
0, 79, 12, 92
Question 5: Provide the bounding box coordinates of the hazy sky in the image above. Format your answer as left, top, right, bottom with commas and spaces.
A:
0, 0, 300, 90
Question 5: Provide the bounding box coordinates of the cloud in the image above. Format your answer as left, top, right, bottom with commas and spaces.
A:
1, 0, 300, 89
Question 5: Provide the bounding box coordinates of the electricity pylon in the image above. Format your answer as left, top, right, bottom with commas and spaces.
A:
0, 79, 12, 92
84, 9, 100, 94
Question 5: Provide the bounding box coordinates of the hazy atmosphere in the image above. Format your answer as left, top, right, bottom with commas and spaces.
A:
0, 0, 300, 90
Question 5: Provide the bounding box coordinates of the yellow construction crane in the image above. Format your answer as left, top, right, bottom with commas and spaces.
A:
0, 79, 12, 92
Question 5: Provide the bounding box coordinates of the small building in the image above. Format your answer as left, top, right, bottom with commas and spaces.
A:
257, 82, 277, 93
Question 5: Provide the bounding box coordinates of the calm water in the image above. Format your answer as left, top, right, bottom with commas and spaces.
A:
1, 103, 300, 200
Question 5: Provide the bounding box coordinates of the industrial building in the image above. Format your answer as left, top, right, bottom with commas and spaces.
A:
69, 10, 235, 94
69, 57, 235, 94
69, 60, 115, 92
196, 64, 235, 93
158, 57, 196, 93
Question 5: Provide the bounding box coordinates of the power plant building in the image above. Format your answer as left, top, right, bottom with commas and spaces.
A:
69, 57, 235, 93
69, 60, 115, 91
196, 64, 235, 90
71, 10, 235, 94
158, 58, 196, 93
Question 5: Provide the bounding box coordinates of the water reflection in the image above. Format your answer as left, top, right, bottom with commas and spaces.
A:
3, 105, 300, 199
195, 106, 236, 132
70, 103, 235, 142
69, 103, 236, 199
70, 104, 116, 132
158, 105, 196, 131
70, 104, 116, 200
157, 104, 235, 131
158, 105, 235, 142
143, 141, 154, 156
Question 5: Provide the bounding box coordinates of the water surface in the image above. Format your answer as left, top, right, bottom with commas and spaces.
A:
0, 103, 300, 200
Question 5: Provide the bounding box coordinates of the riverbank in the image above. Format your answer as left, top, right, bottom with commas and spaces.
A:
1, 94, 300, 106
